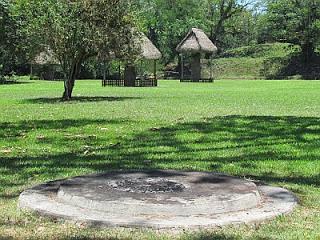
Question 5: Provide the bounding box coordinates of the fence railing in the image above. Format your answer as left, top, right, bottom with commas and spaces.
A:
102, 78, 157, 87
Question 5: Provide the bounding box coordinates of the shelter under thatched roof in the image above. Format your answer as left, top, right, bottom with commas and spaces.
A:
101, 34, 161, 61
102, 34, 161, 88
30, 48, 60, 81
140, 34, 162, 60
176, 28, 217, 54
32, 48, 59, 65
176, 28, 217, 82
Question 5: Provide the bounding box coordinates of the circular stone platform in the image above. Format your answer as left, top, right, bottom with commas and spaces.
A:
19, 170, 297, 229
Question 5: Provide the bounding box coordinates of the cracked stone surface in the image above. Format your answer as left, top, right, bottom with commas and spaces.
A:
19, 170, 298, 229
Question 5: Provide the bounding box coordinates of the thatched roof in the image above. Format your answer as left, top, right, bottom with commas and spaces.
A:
101, 33, 161, 61
33, 48, 59, 65
140, 34, 162, 60
176, 28, 217, 54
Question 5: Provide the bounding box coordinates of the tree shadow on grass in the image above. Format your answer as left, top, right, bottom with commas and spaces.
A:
64, 237, 124, 240
64, 233, 240, 240
0, 237, 14, 240
23, 96, 142, 104
116, 115, 320, 186
0, 118, 127, 140
1, 115, 320, 199
0, 80, 31, 85
183, 232, 241, 240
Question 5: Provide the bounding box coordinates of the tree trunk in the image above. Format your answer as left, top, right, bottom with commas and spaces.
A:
148, 27, 157, 45
302, 42, 315, 63
62, 61, 80, 101
62, 78, 75, 100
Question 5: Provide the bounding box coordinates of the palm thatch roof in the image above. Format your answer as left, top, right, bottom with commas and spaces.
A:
176, 28, 217, 54
140, 34, 162, 60
101, 33, 161, 61
32, 48, 59, 65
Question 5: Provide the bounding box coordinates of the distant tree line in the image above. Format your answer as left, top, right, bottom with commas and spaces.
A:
134, 0, 319, 63
0, 0, 319, 97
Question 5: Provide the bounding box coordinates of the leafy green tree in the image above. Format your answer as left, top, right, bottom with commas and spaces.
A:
15, 0, 137, 100
264, 0, 320, 62
213, 7, 259, 50
204, 0, 262, 50
136, 0, 206, 63
0, 0, 22, 79
136, 0, 258, 61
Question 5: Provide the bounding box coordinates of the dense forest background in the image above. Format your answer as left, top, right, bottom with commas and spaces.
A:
1, 0, 320, 82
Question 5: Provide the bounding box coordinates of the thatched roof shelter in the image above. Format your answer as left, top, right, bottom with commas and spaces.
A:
139, 34, 162, 60
30, 48, 60, 81
101, 33, 161, 61
176, 28, 217, 54
122, 34, 161, 86
176, 28, 217, 82
32, 48, 59, 65
102, 34, 161, 87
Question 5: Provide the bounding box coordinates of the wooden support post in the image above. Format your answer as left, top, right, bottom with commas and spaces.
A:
102, 61, 106, 87
210, 57, 213, 81
180, 54, 184, 81
140, 60, 143, 80
154, 60, 157, 80
154, 60, 157, 86
103, 62, 106, 81
30, 64, 33, 80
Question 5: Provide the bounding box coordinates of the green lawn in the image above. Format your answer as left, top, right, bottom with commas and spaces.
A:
1, 79, 320, 239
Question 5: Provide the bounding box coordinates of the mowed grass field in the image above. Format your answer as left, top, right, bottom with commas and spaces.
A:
0, 79, 320, 239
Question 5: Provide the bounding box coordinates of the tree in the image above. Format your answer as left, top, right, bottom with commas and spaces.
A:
204, 0, 261, 51
135, 0, 260, 61
0, 0, 22, 79
264, 0, 320, 62
15, 0, 137, 100
212, 6, 260, 49
135, 0, 206, 63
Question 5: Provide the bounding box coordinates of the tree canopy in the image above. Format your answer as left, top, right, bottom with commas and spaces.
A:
1, 0, 319, 89
263, 0, 320, 61
135, 0, 259, 63
0, 0, 24, 79
14, 0, 137, 99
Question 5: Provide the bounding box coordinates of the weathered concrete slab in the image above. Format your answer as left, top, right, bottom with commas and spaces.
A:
19, 170, 297, 229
